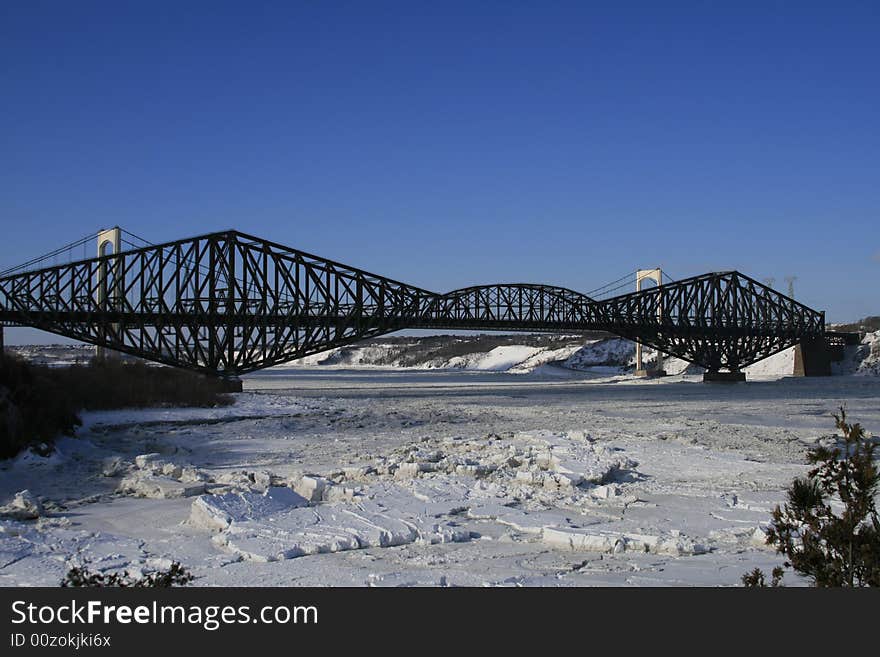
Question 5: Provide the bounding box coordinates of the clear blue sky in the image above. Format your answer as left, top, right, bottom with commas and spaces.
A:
2, 1, 878, 343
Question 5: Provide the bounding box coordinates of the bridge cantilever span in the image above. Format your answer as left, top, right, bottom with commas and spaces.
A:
0, 229, 826, 378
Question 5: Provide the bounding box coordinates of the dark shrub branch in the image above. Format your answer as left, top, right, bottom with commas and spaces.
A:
62, 561, 194, 587
744, 407, 880, 587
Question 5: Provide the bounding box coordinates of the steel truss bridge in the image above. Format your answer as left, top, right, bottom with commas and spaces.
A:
0, 229, 827, 379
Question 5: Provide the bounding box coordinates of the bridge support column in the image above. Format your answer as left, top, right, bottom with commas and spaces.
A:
703, 370, 746, 382
0, 325, 4, 353
793, 338, 831, 377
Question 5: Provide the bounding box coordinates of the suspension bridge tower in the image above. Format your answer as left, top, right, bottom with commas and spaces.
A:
634, 268, 666, 378
95, 227, 122, 361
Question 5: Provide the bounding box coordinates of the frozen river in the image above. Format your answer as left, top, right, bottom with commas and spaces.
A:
246, 367, 880, 431
2, 367, 879, 587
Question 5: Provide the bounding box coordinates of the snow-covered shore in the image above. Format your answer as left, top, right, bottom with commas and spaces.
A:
276, 330, 880, 378
8, 330, 879, 378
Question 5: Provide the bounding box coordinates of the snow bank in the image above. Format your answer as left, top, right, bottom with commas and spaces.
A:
857, 331, 880, 376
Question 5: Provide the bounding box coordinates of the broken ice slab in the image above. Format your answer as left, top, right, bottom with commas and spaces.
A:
210, 505, 467, 562
543, 527, 708, 556
190, 484, 470, 562
380, 480, 471, 516
190, 487, 310, 531
292, 474, 329, 501
466, 502, 601, 535
117, 473, 207, 499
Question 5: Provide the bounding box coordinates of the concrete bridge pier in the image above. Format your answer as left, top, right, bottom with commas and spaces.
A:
794, 338, 831, 376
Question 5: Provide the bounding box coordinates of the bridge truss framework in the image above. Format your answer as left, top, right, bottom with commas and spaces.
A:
0, 229, 827, 378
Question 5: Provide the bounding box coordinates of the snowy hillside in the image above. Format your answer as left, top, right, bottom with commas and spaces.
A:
833, 330, 880, 376
7, 331, 879, 379
283, 332, 880, 379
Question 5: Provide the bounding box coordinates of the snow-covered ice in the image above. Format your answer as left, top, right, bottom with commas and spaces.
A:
1, 339, 878, 586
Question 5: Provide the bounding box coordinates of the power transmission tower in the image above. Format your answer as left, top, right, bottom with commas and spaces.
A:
763, 277, 775, 289
784, 275, 797, 299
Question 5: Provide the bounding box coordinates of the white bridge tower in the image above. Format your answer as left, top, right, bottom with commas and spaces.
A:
95, 227, 122, 361
634, 268, 666, 377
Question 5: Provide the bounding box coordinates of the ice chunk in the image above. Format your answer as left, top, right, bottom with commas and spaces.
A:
750, 526, 771, 549
293, 475, 330, 502
543, 527, 625, 553
0, 490, 44, 520
161, 463, 183, 479
134, 453, 162, 470
250, 470, 273, 490
590, 484, 620, 499
323, 486, 358, 503
118, 473, 206, 499
395, 462, 425, 479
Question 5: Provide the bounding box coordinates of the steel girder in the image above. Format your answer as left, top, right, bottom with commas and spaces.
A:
0, 230, 825, 375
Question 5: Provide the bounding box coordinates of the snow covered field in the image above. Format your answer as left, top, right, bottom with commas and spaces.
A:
2, 354, 879, 587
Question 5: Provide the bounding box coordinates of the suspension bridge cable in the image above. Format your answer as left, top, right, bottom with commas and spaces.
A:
120, 229, 154, 246
594, 278, 641, 298
584, 269, 688, 300
583, 271, 637, 297
0, 231, 98, 277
